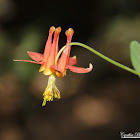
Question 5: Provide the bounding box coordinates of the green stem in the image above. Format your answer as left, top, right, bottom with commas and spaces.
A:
55, 42, 140, 76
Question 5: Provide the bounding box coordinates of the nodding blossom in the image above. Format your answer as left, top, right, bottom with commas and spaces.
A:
14, 26, 93, 106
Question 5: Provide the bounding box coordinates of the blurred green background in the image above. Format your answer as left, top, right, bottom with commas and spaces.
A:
0, 0, 140, 140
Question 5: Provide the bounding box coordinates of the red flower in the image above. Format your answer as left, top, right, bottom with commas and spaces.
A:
14, 26, 93, 105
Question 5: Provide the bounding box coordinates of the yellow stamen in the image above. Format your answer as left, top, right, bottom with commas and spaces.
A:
42, 74, 60, 106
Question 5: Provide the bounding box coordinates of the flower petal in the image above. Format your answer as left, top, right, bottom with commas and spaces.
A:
56, 28, 74, 73
43, 27, 61, 75
68, 56, 77, 66
13, 59, 43, 64
27, 51, 43, 61
66, 63, 93, 73
39, 26, 55, 72
51, 64, 63, 73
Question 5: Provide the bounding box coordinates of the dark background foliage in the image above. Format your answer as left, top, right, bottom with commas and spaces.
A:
0, 0, 140, 139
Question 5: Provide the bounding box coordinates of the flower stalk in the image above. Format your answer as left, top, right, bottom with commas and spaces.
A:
55, 42, 140, 76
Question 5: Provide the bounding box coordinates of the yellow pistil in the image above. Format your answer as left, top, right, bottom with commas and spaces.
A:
42, 74, 60, 106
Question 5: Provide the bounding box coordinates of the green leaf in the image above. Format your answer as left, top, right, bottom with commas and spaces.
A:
130, 41, 140, 74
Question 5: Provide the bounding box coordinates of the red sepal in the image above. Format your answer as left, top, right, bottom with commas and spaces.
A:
66, 63, 93, 73
68, 56, 77, 66
27, 52, 43, 61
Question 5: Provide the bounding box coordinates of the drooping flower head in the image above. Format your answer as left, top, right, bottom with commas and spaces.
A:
14, 26, 93, 106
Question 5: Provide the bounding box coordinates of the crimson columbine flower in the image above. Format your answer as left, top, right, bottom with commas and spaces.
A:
14, 26, 93, 106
